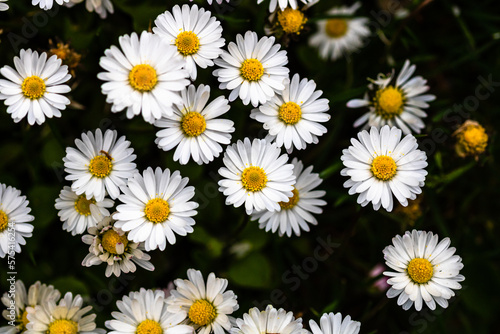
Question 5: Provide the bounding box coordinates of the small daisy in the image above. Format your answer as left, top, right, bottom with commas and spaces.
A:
113, 167, 198, 251
153, 4, 225, 81
250, 73, 330, 152
154, 84, 234, 165
231, 305, 307, 334
65, 0, 114, 19
1, 281, 61, 334
218, 138, 296, 215
0, 184, 34, 258
166, 269, 239, 334
257, 0, 312, 12
32, 0, 69, 10
106, 288, 193, 334
309, 2, 370, 61
383, 230, 465, 311
453, 120, 488, 159
0, 49, 71, 126
251, 158, 326, 237
340, 125, 428, 212
98, 31, 190, 124
347, 59, 436, 135
309, 312, 360, 334
213, 31, 289, 107
0, 0, 8, 11
26, 292, 105, 334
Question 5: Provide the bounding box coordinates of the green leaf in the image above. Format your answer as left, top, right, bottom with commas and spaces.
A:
228, 252, 272, 289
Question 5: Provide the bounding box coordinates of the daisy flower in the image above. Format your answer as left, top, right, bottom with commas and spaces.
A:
0, 0, 8, 11
340, 125, 428, 212
166, 269, 239, 334
113, 167, 198, 251
63, 129, 137, 202
55, 186, 114, 236
1, 281, 61, 334
98, 31, 189, 124
0, 184, 34, 258
153, 4, 225, 81
347, 59, 436, 135
218, 138, 296, 215
309, 312, 360, 334
26, 292, 104, 334
257, 0, 313, 12
250, 73, 330, 152
231, 305, 307, 334
251, 158, 326, 237
0, 49, 71, 126
383, 230, 465, 311
309, 2, 370, 61
213, 31, 289, 107
453, 120, 488, 159
204, 0, 230, 4
32, 0, 69, 10
106, 288, 193, 334
154, 84, 234, 165
65, 0, 113, 19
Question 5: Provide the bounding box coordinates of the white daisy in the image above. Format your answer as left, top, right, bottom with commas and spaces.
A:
309, 2, 370, 61
98, 31, 189, 124
0, 0, 8, 11
0, 184, 34, 258
0, 49, 71, 126
251, 158, 326, 237
55, 186, 114, 236
218, 138, 296, 215
347, 59, 436, 135
32, 0, 69, 10
153, 4, 225, 81
1, 281, 61, 334
26, 292, 104, 334
154, 84, 234, 165
250, 73, 330, 153
205, 0, 230, 4
106, 288, 193, 334
231, 305, 307, 334
63, 128, 137, 202
257, 0, 312, 12
383, 230, 465, 311
213, 31, 289, 107
166, 269, 239, 334
65, 0, 113, 19
340, 125, 428, 212
113, 167, 198, 251
309, 312, 360, 334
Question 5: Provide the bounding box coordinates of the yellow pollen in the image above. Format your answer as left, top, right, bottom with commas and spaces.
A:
47, 319, 78, 334
175, 31, 201, 56
371, 155, 397, 181
279, 188, 300, 210
461, 125, 488, 155
129, 64, 158, 92
74, 195, 96, 216
277, 8, 307, 34
144, 198, 170, 223
407, 258, 434, 284
240, 59, 264, 82
373, 86, 405, 119
21, 76, 46, 100
278, 102, 302, 125
0, 210, 8, 233
325, 19, 348, 38
89, 155, 113, 178
181, 112, 206, 137
20, 310, 29, 330
188, 299, 217, 327
101, 229, 129, 255
136, 319, 163, 334
241, 166, 268, 192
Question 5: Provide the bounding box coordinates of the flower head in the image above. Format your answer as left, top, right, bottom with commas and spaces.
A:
309, 312, 360, 334
453, 120, 488, 158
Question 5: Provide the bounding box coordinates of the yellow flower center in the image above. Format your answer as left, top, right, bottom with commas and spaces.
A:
129, 64, 158, 92
407, 258, 434, 284
461, 125, 488, 155
188, 299, 217, 327
240, 59, 264, 82
47, 319, 78, 334
144, 198, 170, 224
241, 166, 268, 192
373, 86, 405, 119
89, 155, 113, 178
101, 229, 129, 255
181, 112, 206, 137
21, 76, 46, 100
278, 102, 302, 125
277, 8, 307, 34
136, 319, 163, 334
325, 19, 348, 38
176, 31, 201, 56
371, 155, 397, 181
279, 188, 300, 210
74, 195, 96, 216
0, 210, 8, 233
20, 310, 29, 331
